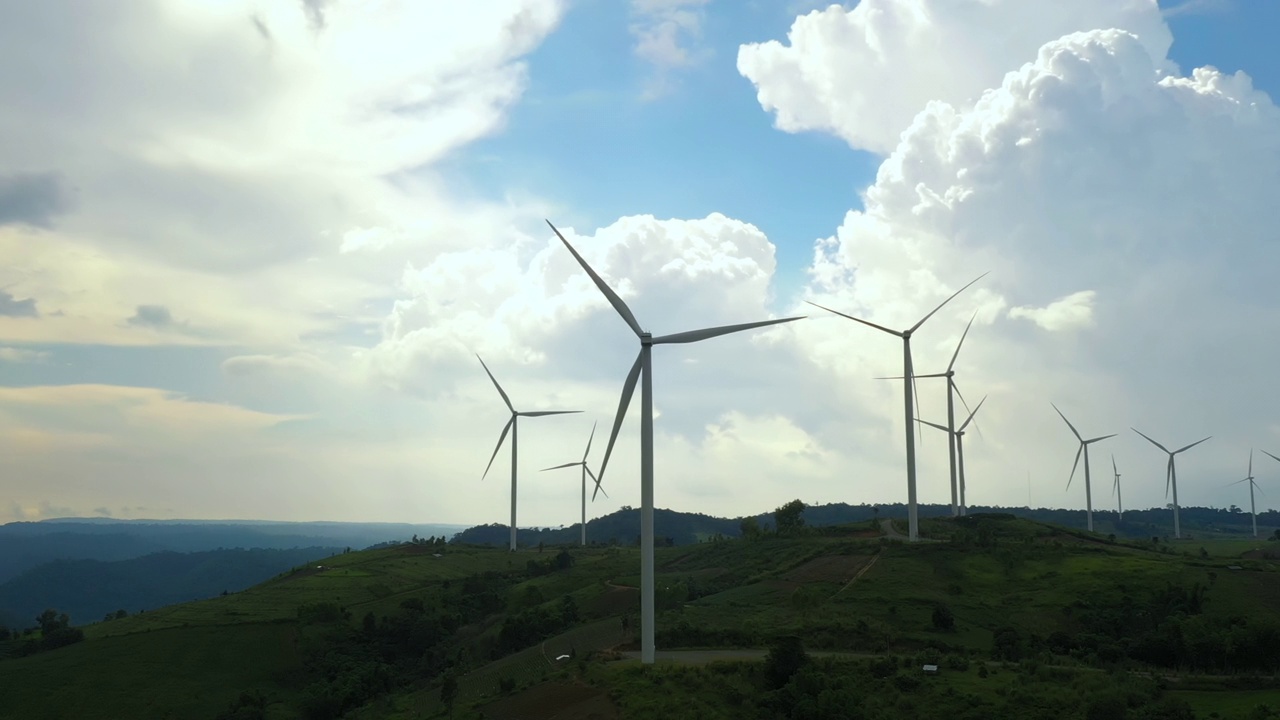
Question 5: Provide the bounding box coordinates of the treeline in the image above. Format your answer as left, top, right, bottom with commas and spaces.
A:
0, 609, 87, 659
450, 501, 1275, 549
0, 546, 342, 627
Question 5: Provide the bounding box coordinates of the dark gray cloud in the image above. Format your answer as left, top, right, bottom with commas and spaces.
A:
0, 172, 70, 227
126, 304, 177, 329
0, 290, 38, 317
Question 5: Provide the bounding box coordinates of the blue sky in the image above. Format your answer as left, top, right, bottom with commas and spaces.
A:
2, 0, 1280, 525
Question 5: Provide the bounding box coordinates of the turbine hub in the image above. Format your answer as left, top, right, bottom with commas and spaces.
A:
640, 332, 653, 346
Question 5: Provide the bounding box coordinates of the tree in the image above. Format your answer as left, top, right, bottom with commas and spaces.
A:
740, 517, 761, 540
931, 604, 955, 631
764, 635, 808, 689
774, 499, 806, 536
440, 673, 458, 719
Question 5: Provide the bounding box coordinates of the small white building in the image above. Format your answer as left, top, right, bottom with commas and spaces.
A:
922, 664, 939, 674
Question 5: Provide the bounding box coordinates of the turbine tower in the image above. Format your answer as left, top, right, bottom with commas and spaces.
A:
1228, 450, 1264, 538
541, 422, 609, 546
1051, 403, 1116, 533
918, 396, 986, 516
549, 219, 803, 665
806, 273, 987, 540
1132, 428, 1211, 540
1111, 454, 1124, 522
478, 355, 581, 552
880, 311, 979, 517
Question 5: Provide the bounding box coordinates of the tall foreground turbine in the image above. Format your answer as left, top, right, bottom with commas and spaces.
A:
882, 311, 979, 517
1228, 450, 1264, 538
1111, 455, 1124, 522
918, 395, 985, 516
807, 273, 987, 540
1132, 428, 1211, 539
548, 220, 803, 664
478, 355, 581, 551
541, 422, 608, 546
1051, 403, 1115, 533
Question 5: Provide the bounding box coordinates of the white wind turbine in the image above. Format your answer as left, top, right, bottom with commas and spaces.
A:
548, 220, 803, 665
880, 311, 980, 517
918, 396, 986, 516
807, 273, 987, 540
1051, 403, 1115, 533
541, 422, 609, 546
1228, 450, 1264, 538
477, 355, 581, 552
1132, 428, 1211, 540
1111, 454, 1124, 522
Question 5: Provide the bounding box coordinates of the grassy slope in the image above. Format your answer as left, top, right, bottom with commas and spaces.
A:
3, 516, 1279, 719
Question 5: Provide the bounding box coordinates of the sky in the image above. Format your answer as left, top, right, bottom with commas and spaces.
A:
2, 0, 1280, 526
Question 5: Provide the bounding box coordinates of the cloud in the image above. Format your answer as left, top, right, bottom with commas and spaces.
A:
0, 172, 70, 228
93, 506, 113, 517
125, 304, 181, 330
0, 290, 37, 317
0, 346, 49, 363
1009, 291, 1097, 331
629, 0, 712, 97
737, 0, 1172, 154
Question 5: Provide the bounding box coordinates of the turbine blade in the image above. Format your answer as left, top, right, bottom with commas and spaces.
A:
482, 417, 515, 480
959, 395, 986, 432
547, 220, 644, 337
1165, 458, 1173, 499
1264, 450, 1280, 465
947, 310, 978, 373
1255, 481, 1266, 499
598, 351, 643, 483
583, 421, 597, 462
476, 354, 514, 413
1227, 477, 1251, 487
909, 347, 923, 446
587, 466, 609, 501
1067, 445, 1082, 491
952, 380, 983, 439
653, 316, 805, 344
804, 301, 902, 337
916, 418, 950, 433
1111, 453, 1118, 475
1173, 436, 1211, 454
1050, 402, 1083, 442
908, 271, 990, 334
1248, 449, 1253, 478
876, 373, 948, 380
519, 410, 583, 417
1131, 428, 1170, 453
1085, 433, 1117, 444
542, 462, 582, 472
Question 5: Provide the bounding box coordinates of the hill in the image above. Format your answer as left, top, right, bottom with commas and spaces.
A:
450, 501, 1280, 548
1, 515, 1279, 719
0, 519, 469, 584
0, 546, 342, 631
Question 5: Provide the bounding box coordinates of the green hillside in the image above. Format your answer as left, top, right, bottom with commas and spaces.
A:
3, 515, 1280, 720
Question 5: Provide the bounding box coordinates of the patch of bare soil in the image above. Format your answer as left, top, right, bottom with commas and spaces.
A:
481, 681, 620, 720
783, 554, 875, 584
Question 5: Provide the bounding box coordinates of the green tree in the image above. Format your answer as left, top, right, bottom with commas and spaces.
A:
740, 516, 761, 540
931, 603, 955, 631
440, 673, 458, 719
764, 635, 808, 689
774, 499, 807, 536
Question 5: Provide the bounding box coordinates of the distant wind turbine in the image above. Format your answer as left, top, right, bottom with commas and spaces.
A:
917, 395, 986, 516
1111, 454, 1124, 522
548, 219, 804, 665
879, 311, 979, 517
478, 355, 581, 552
541, 422, 608, 546
1132, 428, 1211, 539
807, 273, 987, 540
1052, 403, 1115, 533
1228, 450, 1264, 538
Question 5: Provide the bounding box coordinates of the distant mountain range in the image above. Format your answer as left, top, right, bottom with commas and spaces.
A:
450, 502, 1279, 547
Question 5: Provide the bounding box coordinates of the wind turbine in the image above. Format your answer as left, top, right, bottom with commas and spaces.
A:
1111, 454, 1124, 522
541, 422, 608, 546
1228, 450, 1264, 538
1132, 428, 1211, 539
1051, 403, 1115, 533
807, 273, 987, 540
478, 355, 581, 552
879, 311, 979, 517
917, 395, 986, 516
548, 219, 804, 665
